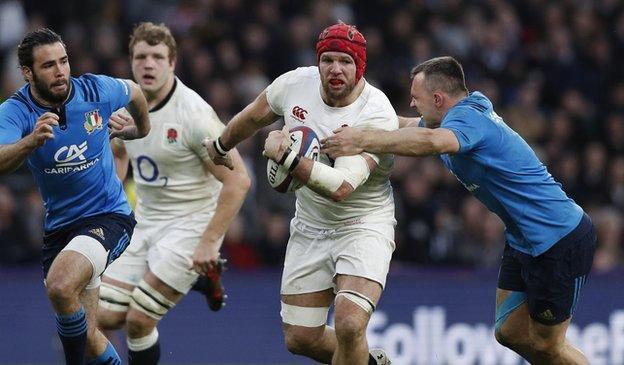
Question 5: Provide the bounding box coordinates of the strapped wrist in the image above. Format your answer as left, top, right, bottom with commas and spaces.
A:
213, 137, 229, 156
279, 148, 300, 171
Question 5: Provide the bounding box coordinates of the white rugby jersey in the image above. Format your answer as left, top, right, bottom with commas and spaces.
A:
266, 66, 398, 228
121, 78, 224, 220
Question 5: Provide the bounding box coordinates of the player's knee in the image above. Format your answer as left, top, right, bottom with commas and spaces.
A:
530, 338, 562, 359
97, 309, 127, 330
495, 327, 512, 347
45, 279, 76, 305
282, 325, 322, 356
126, 309, 156, 338
495, 326, 527, 351
334, 313, 366, 343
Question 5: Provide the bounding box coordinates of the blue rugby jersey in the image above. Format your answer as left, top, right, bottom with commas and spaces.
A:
0, 74, 132, 231
438, 91, 583, 256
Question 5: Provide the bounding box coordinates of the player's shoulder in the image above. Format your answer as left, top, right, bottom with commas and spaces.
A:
453, 92, 492, 117
174, 79, 210, 108
360, 81, 396, 117
75, 73, 129, 102
0, 87, 32, 120
362, 81, 393, 107
279, 66, 319, 83
171, 78, 219, 126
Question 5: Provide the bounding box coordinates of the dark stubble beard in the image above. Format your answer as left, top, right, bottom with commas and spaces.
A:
322, 79, 355, 104
32, 72, 70, 105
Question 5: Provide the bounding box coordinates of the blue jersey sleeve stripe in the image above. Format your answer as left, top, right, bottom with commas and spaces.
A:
78, 81, 90, 102
85, 80, 95, 102
86, 78, 100, 102
83, 75, 101, 102
10, 94, 33, 113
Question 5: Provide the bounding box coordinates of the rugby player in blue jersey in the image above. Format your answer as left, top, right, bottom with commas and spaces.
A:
322, 56, 596, 365
0, 28, 150, 365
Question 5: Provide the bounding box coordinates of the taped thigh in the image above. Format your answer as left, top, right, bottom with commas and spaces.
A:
335, 289, 376, 315
129, 279, 176, 321
280, 302, 329, 327
98, 282, 132, 313
62, 235, 107, 289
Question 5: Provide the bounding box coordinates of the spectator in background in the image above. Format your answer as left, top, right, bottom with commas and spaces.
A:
0, 0, 623, 272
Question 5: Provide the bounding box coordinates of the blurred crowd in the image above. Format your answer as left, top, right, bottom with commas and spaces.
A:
0, 0, 623, 272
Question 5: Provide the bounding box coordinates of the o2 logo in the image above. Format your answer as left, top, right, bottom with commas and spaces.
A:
136, 155, 168, 186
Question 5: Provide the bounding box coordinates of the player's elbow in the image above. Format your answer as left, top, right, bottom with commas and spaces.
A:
330, 181, 354, 202
237, 172, 252, 192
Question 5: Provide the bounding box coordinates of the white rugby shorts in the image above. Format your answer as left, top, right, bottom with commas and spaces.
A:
280, 218, 395, 295
103, 210, 219, 294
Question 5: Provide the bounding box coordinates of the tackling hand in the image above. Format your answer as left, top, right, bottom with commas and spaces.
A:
28, 112, 58, 148
202, 137, 234, 170
263, 125, 290, 161
109, 113, 142, 140
320, 126, 365, 158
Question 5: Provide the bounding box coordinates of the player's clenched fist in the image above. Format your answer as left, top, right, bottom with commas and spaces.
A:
202, 137, 234, 170
28, 112, 58, 147
263, 125, 290, 161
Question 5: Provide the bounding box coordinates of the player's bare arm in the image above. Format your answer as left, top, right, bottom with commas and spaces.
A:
203, 90, 280, 169
322, 125, 460, 158
398, 116, 421, 128
0, 112, 58, 174
111, 80, 150, 140
110, 138, 129, 180
192, 148, 250, 275
264, 128, 377, 202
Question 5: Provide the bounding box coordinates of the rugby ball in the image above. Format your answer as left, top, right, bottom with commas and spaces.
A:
267, 126, 320, 193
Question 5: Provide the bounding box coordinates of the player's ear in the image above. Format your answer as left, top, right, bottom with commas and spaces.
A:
433, 91, 444, 107
20, 66, 32, 83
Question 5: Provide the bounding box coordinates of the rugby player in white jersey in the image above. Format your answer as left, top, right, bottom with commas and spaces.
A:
205, 23, 396, 365
96, 22, 250, 365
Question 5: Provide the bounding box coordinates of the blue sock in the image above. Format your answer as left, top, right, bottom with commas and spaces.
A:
86, 342, 121, 365
55, 306, 87, 365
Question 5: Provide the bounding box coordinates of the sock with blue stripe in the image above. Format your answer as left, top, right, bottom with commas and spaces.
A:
55, 306, 87, 365
86, 342, 121, 365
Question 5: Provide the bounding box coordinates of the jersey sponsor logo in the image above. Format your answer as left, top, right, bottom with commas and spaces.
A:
166, 128, 178, 144
84, 109, 103, 134
291, 106, 308, 122
45, 141, 100, 174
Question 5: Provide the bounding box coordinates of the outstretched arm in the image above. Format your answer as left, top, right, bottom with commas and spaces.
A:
203, 90, 280, 169
398, 116, 421, 128
321, 126, 460, 158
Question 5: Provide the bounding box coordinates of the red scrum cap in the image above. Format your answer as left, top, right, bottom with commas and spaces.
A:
316, 23, 367, 82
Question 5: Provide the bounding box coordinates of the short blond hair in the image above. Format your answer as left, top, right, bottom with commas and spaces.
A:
129, 22, 177, 61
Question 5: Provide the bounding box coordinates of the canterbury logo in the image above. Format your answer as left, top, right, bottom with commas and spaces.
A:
89, 228, 105, 240
54, 141, 88, 166
291, 106, 308, 121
